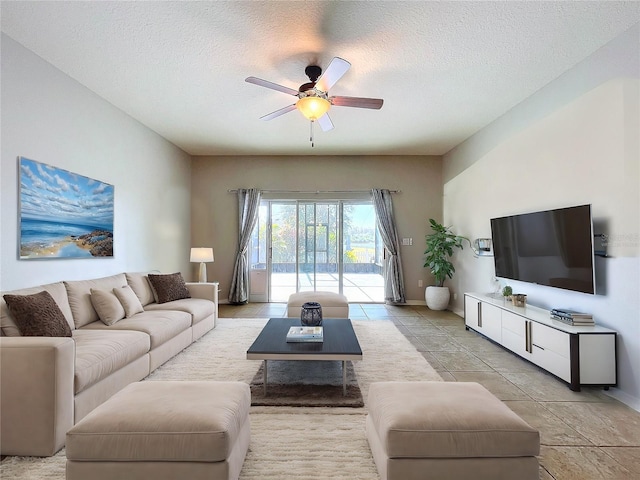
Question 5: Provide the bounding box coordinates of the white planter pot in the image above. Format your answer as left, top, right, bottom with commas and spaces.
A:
425, 286, 450, 311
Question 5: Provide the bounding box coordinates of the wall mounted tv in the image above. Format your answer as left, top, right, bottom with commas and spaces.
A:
490, 204, 595, 294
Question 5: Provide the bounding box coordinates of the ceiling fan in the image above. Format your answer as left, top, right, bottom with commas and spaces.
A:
245, 57, 383, 146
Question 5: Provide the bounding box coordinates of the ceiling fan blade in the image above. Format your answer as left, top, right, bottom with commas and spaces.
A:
330, 96, 384, 109
315, 57, 351, 92
259, 104, 297, 121
316, 113, 334, 132
245, 76, 299, 96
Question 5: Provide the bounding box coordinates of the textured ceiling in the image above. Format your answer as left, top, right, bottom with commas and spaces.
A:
2, 1, 639, 156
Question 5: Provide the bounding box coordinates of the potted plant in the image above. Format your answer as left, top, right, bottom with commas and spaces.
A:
423, 218, 469, 310
502, 285, 513, 301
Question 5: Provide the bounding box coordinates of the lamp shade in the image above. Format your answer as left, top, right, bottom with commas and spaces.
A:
190, 247, 214, 263
296, 96, 331, 120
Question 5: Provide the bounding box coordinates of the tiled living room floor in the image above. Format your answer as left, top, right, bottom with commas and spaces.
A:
220, 302, 640, 480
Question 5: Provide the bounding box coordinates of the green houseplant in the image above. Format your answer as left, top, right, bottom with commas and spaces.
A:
502, 285, 513, 301
423, 218, 469, 310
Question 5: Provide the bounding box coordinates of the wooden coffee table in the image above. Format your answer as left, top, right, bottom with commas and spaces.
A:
246, 318, 363, 396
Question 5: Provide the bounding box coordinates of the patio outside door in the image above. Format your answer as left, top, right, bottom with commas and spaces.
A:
249, 200, 384, 303
297, 202, 340, 295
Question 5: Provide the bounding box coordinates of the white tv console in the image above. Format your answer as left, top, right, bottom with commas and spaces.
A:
464, 293, 617, 391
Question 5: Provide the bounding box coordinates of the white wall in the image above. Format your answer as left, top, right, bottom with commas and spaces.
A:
443, 25, 640, 410
0, 35, 193, 291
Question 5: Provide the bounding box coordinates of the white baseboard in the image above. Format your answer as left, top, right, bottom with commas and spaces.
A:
404, 300, 427, 306
604, 388, 640, 413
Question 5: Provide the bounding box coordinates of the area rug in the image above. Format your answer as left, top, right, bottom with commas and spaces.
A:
249, 360, 364, 407
0, 318, 441, 480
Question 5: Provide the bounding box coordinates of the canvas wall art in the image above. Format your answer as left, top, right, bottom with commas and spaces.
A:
19, 157, 114, 259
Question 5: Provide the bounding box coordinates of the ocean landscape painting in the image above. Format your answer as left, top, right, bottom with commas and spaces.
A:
19, 157, 114, 259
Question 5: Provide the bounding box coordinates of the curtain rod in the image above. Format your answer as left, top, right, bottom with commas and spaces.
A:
227, 189, 400, 194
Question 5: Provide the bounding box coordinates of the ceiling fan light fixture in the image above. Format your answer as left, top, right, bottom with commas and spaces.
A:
296, 96, 331, 121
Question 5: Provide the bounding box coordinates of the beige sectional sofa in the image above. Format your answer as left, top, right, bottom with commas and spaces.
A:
0, 272, 218, 457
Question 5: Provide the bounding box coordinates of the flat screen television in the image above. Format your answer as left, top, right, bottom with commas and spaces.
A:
490, 204, 595, 294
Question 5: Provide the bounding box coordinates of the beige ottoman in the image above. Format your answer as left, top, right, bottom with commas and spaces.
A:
287, 291, 349, 318
366, 382, 540, 480
66, 381, 251, 480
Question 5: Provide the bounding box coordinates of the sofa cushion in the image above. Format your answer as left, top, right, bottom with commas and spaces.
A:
1, 282, 74, 336
147, 273, 191, 304
90, 288, 125, 326
144, 298, 214, 325
113, 286, 144, 318
73, 329, 151, 394
3, 291, 73, 337
81, 310, 191, 349
125, 272, 157, 307
65, 274, 128, 328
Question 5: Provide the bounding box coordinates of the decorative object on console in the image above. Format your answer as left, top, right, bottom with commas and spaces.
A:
502, 285, 513, 301
550, 309, 594, 326
512, 294, 527, 307
423, 218, 470, 310
190, 247, 214, 283
18, 157, 114, 259
301, 302, 323, 326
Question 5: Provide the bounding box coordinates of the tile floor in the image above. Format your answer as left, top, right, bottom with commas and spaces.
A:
220, 302, 640, 480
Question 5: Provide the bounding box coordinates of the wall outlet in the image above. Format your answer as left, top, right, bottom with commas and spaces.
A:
453, 293, 458, 300
418, 279, 423, 287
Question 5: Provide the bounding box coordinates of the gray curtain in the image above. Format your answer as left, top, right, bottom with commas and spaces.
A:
229, 188, 262, 304
372, 189, 406, 304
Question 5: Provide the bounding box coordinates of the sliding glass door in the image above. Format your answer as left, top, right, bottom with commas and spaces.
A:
298, 202, 340, 294
249, 200, 384, 303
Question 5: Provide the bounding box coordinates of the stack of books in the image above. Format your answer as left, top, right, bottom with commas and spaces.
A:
286, 326, 324, 343
550, 309, 595, 326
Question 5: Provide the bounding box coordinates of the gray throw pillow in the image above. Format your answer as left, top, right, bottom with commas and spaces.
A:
113, 285, 145, 318
147, 272, 191, 304
90, 288, 126, 325
3, 290, 72, 337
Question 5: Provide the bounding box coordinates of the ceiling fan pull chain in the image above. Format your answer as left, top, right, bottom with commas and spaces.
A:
310, 120, 315, 147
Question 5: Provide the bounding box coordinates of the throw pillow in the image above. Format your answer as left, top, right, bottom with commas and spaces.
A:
125, 272, 157, 306
147, 272, 191, 304
90, 288, 126, 326
113, 286, 145, 318
3, 290, 72, 337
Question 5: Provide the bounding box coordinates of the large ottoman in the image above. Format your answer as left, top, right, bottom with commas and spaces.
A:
287, 291, 349, 318
66, 381, 251, 480
366, 381, 540, 480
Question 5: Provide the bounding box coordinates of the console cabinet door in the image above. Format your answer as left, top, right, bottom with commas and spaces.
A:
579, 334, 616, 384
464, 296, 480, 330
501, 311, 528, 358
530, 322, 571, 382
465, 296, 501, 342
480, 303, 502, 343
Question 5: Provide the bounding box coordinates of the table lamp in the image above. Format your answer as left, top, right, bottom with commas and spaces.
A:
190, 247, 214, 283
